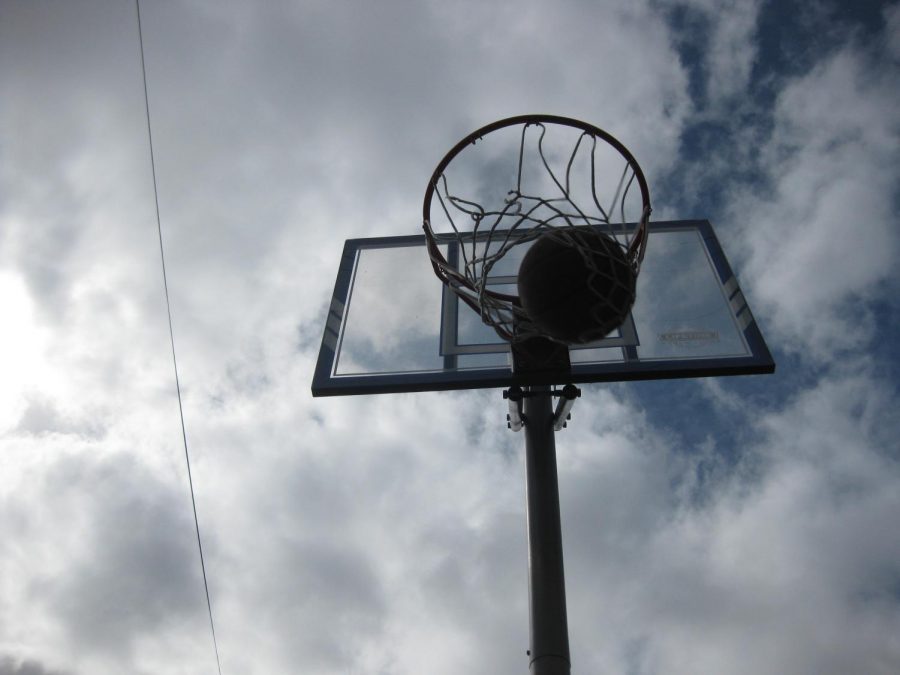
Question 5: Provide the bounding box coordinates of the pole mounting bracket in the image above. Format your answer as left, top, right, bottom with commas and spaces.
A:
503, 384, 581, 432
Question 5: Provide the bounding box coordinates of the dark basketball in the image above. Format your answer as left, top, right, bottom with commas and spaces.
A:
517, 230, 636, 344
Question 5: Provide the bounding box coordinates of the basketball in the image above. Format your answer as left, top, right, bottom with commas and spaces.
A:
517, 230, 636, 344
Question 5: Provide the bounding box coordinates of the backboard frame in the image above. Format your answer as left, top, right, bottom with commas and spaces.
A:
311, 219, 774, 397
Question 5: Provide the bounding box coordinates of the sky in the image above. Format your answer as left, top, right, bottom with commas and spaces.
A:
1, 0, 899, 673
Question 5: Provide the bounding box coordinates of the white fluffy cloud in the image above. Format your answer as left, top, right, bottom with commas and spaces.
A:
734, 44, 899, 358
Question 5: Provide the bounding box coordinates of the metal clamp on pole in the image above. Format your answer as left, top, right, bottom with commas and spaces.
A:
504, 385, 525, 432
552, 384, 580, 431
505, 385, 581, 432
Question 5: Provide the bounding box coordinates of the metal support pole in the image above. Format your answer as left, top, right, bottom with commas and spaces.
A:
523, 385, 571, 674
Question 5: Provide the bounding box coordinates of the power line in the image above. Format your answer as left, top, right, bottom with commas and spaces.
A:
135, 2, 224, 673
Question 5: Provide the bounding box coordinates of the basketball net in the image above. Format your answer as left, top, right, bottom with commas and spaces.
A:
423, 115, 651, 344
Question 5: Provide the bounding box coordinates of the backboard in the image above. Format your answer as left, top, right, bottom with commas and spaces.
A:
311, 219, 774, 396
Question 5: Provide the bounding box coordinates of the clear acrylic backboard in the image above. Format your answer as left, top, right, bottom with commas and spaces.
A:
312, 220, 774, 396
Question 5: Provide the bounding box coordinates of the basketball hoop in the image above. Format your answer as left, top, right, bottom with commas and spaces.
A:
423, 115, 651, 345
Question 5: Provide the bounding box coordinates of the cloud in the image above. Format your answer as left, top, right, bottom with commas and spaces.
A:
2, 1, 899, 674
0, 657, 72, 675
659, 0, 763, 106
183, 387, 530, 673
888, 3, 900, 60
731, 43, 899, 359
550, 372, 900, 675
0, 449, 215, 671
